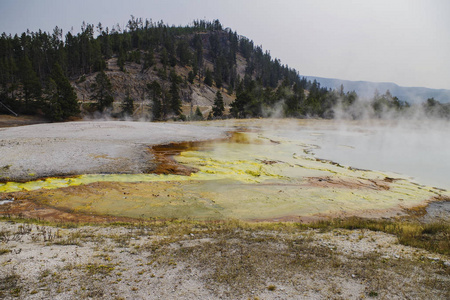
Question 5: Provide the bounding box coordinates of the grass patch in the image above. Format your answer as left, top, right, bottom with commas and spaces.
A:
1, 214, 449, 255
368, 290, 378, 297
51, 232, 86, 246
0, 215, 83, 229
311, 217, 450, 255
0, 273, 21, 298
0, 247, 11, 255
85, 263, 116, 276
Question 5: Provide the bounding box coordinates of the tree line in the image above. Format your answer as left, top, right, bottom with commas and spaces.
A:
1, 17, 448, 121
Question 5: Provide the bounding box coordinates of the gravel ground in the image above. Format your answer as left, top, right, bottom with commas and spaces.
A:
0, 221, 448, 299
0, 121, 228, 181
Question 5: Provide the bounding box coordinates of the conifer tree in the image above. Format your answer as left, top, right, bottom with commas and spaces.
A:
204, 68, 213, 87
192, 34, 203, 68
19, 56, 42, 111
169, 70, 182, 116
147, 80, 163, 120
194, 106, 203, 120
176, 40, 191, 66
142, 49, 154, 71
152, 96, 163, 120
169, 80, 182, 116
47, 63, 80, 121
92, 70, 114, 111
121, 89, 134, 116
187, 71, 195, 84
212, 90, 225, 117
45, 78, 63, 121
160, 48, 168, 69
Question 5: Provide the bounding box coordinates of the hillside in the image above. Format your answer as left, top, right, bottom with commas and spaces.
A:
72, 54, 236, 118
0, 19, 309, 121
306, 76, 450, 104
1, 18, 449, 121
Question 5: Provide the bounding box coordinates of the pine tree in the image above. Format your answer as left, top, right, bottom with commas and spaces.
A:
147, 80, 163, 120
204, 68, 213, 87
194, 106, 203, 120
169, 80, 182, 116
152, 96, 162, 120
169, 70, 182, 116
121, 89, 134, 116
142, 49, 154, 71
160, 48, 168, 69
192, 34, 203, 68
19, 56, 42, 112
92, 70, 114, 111
212, 90, 225, 118
47, 63, 80, 121
117, 50, 125, 71
45, 78, 63, 121
176, 40, 191, 66
187, 71, 195, 84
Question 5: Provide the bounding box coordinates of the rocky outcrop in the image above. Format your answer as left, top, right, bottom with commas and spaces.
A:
71, 52, 238, 118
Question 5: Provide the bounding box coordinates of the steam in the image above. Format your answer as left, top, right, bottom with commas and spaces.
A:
261, 99, 286, 118
216, 88, 450, 190
83, 110, 115, 121
315, 96, 450, 189
331, 93, 449, 124
82, 105, 154, 122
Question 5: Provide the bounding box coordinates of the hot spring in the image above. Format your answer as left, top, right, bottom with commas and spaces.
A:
1, 119, 448, 221
270, 119, 450, 190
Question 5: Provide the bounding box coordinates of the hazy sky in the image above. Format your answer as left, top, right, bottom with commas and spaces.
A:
1, 0, 449, 89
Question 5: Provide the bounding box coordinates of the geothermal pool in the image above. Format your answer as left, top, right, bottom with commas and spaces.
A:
1, 119, 448, 221
277, 120, 450, 190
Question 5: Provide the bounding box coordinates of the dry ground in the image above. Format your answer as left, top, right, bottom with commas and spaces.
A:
1, 220, 449, 299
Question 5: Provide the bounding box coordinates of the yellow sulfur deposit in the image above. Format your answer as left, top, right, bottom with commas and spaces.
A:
1, 128, 447, 220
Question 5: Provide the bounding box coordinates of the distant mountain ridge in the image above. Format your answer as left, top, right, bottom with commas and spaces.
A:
305, 76, 450, 104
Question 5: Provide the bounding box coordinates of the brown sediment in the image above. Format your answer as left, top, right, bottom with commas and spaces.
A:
149, 134, 227, 175
0, 194, 138, 224
0, 115, 49, 128
257, 159, 280, 165
256, 208, 416, 223
150, 142, 200, 175
384, 176, 400, 183
251, 215, 322, 223
305, 176, 391, 190
149, 131, 258, 175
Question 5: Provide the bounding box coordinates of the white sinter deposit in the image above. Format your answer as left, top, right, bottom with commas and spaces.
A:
0, 121, 228, 181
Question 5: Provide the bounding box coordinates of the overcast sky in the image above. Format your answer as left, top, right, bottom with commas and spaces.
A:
1, 0, 449, 89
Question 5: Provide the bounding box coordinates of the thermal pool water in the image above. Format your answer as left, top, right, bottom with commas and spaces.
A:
1, 119, 447, 220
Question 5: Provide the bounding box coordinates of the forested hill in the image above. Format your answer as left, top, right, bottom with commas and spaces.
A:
1, 18, 449, 121
0, 18, 321, 121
